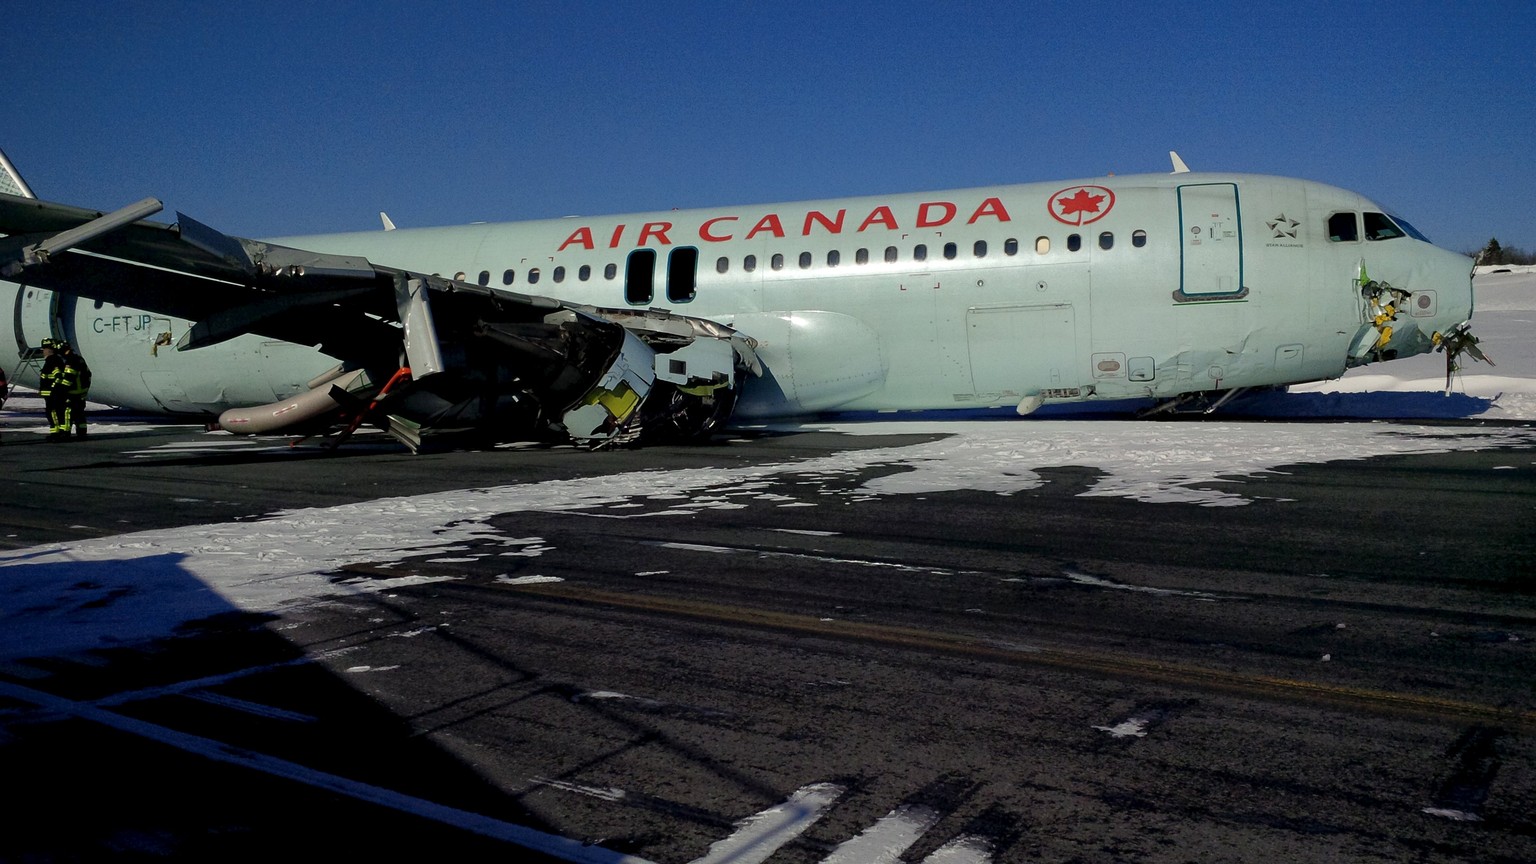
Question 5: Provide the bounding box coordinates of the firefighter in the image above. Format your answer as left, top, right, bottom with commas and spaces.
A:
59, 340, 91, 438
39, 338, 70, 442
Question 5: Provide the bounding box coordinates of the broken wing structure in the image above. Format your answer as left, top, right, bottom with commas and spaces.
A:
0, 193, 759, 450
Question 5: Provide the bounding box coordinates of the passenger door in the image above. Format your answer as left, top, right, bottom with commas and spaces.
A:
1176, 183, 1245, 300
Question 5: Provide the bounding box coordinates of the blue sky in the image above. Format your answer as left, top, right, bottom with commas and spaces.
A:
5, 1, 1532, 253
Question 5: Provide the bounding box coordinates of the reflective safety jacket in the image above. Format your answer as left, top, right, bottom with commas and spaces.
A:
38, 354, 63, 397
61, 353, 90, 396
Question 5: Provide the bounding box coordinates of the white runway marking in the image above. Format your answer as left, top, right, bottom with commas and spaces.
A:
920, 835, 994, 863
820, 803, 941, 864
689, 782, 845, 864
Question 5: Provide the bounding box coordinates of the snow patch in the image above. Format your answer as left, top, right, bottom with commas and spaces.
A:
496, 574, 563, 585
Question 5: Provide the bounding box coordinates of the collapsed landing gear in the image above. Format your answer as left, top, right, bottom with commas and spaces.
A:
1139, 386, 1262, 417
584, 380, 738, 450
639, 381, 737, 445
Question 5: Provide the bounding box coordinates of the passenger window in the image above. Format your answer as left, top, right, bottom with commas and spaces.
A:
943, 242, 957, 260
502, 269, 515, 285
914, 244, 928, 262
771, 253, 785, 271
1068, 235, 1083, 252
1035, 236, 1050, 254
974, 240, 987, 257
856, 248, 869, 265
1328, 212, 1359, 242
1004, 238, 1018, 256
799, 251, 812, 269
625, 250, 654, 304
552, 266, 565, 283
667, 247, 697, 302
579, 264, 591, 281
1099, 232, 1113, 250
744, 254, 757, 272
884, 246, 898, 263
528, 268, 541, 284
454, 271, 466, 281
716, 256, 729, 274
1132, 230, 1147, 248
604, 263, 617, 280
478, 270, 490, 286
1364, 212, 1405, 241
827, 250, 840, 267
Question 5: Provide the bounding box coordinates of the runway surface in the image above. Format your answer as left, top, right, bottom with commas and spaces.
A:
1, 411, 1534, 863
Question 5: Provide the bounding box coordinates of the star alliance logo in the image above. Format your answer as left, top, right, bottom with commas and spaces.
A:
1267, 213, 1301, 239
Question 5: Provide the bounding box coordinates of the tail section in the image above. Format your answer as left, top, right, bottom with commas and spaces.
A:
0, 147, 35, 199
1, 147, 38, 385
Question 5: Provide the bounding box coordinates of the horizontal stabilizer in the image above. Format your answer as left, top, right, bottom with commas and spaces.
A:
0, 147, 35, 198
1, 197, 163, 278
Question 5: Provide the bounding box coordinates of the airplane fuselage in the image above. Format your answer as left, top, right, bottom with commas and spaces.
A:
3, 171, 1474, 421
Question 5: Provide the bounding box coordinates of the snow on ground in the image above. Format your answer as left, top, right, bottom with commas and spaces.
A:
2, 269, 1533, 660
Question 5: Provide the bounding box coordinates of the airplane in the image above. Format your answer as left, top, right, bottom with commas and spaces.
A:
0, 147, 1487, 451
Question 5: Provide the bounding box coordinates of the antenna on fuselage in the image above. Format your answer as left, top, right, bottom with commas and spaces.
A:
380, 212, 397, 231
1169, 151, 1191, 175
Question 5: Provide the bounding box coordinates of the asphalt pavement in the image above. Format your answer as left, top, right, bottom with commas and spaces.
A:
1, 409, 1533, 863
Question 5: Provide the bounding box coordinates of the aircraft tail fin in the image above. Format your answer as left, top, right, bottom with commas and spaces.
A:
0, 147, 36, 199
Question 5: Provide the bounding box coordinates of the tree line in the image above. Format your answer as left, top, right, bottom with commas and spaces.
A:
1469, 238, 1535, 265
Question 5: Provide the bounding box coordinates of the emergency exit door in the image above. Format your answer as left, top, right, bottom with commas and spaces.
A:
1177, 183, 1245, 300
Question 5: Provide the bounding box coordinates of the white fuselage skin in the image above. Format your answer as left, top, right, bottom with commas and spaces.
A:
2, 172, 1474, 419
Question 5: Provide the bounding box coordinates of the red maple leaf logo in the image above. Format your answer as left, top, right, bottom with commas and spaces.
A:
1047, 185, 1116, 225
1057, 189, 1105, 217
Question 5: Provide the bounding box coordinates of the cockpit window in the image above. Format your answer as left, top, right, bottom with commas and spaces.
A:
1386, 212, 1431, 243
1364, 212, 1405, 241
1327, 212, 1359, 242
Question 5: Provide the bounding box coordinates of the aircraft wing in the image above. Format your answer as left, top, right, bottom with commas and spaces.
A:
0, 192, 757, 450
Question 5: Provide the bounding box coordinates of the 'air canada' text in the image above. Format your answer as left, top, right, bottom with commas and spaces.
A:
557, 197, 1013, 251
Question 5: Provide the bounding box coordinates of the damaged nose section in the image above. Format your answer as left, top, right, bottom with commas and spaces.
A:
1345, 258, 1485, 384
1345, 255, 1492, 393
1347, 271, 1420, 363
